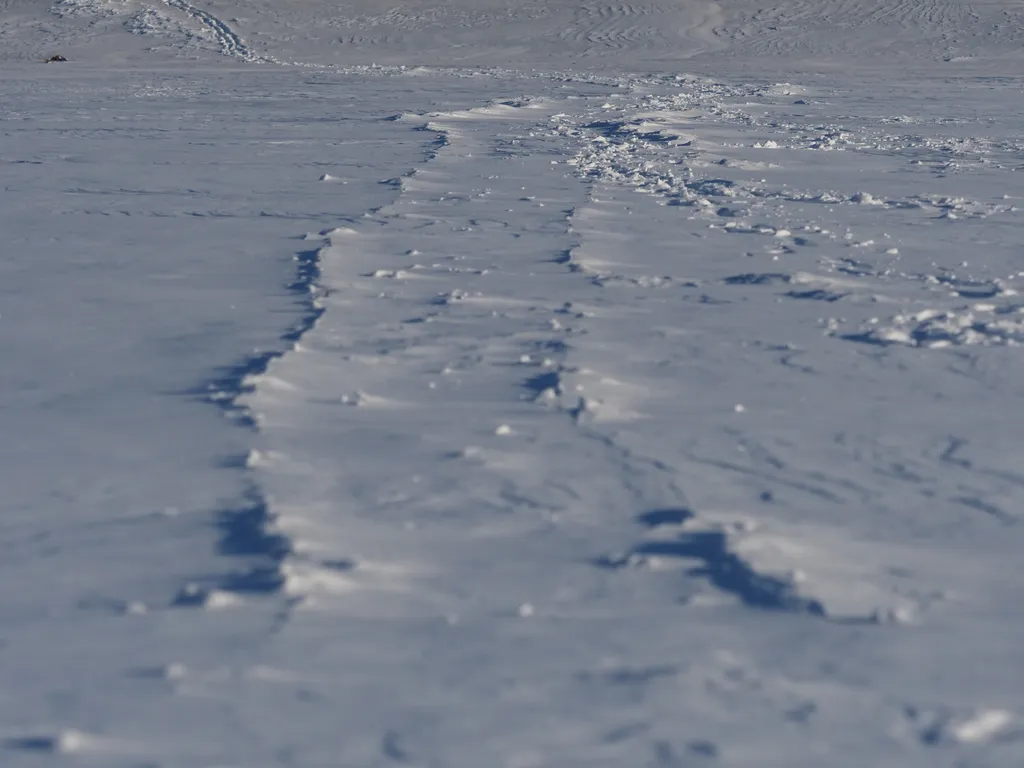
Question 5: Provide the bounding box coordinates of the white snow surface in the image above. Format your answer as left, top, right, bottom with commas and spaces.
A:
2, 1, 1024, 766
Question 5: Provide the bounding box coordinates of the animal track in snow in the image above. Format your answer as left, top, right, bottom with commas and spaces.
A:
161, 0, 266, 61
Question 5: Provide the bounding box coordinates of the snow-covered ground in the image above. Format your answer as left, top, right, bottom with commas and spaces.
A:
2, 1, 1024, 766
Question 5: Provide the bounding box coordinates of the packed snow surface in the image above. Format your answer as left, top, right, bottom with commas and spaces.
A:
2, 0, 1024, 766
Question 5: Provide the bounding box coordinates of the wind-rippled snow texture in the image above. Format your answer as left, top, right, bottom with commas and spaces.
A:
22, 0, 1024, 70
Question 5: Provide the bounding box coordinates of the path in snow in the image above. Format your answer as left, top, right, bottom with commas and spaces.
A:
149, 75, 1024, 765
3, 0, 1024, 763
159, 0, 264, 62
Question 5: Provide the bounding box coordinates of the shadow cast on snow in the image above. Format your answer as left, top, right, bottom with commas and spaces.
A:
600, 507, 825, 617
173, 244, 323, 605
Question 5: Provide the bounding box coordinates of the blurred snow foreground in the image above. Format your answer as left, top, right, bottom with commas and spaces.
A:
2, 0, 1024, 765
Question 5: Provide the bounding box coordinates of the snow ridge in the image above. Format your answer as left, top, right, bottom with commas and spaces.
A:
195, 109, 462, 611
173, 238, 325, 609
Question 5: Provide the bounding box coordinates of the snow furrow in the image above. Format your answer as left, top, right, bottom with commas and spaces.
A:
239, 97, 676, 614
228, 94, 818, 764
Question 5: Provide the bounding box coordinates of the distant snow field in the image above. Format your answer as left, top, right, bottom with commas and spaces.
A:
2, 0, 1024, 765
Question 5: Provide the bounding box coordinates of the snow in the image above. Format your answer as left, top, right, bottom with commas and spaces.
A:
2, 0, 1024, 765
